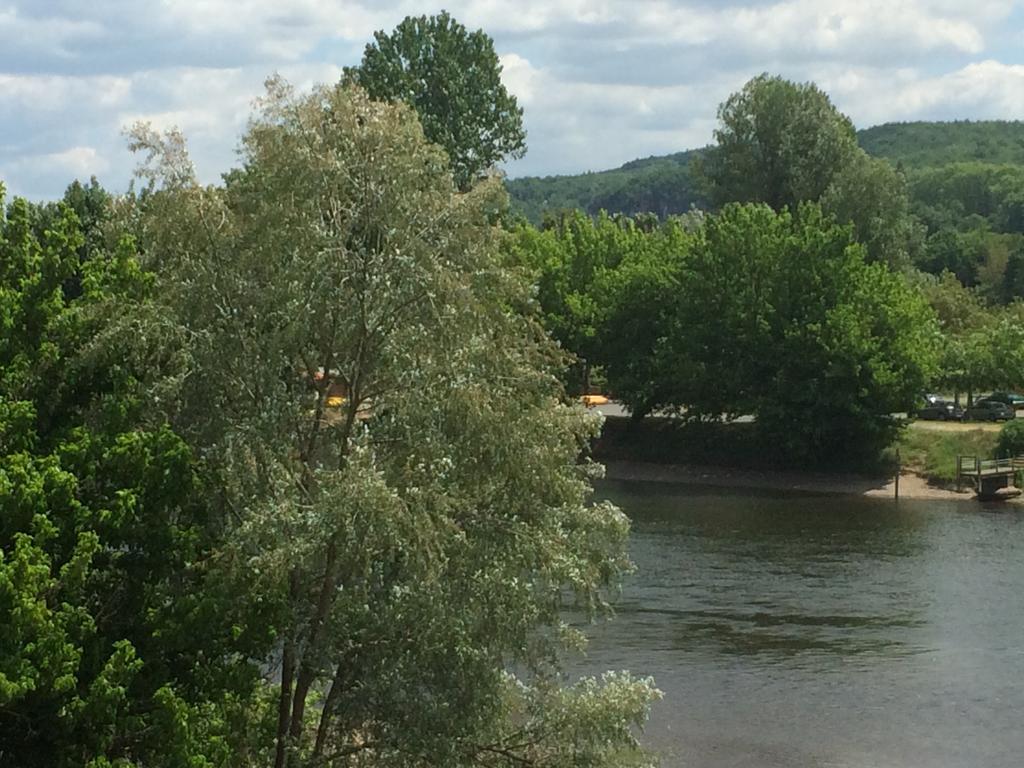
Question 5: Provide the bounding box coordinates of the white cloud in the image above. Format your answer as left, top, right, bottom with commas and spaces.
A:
41, 146, 110, 176
453, 0, 621, 33
0, 4, 104, 57
451, 0, 1009, 58
0, 73, 132, 112
156, 0, 406, 58
499, 53, 541, 106
2, 0, 1024, 196
720, 0, 987, 57
824, 60, 1024, 126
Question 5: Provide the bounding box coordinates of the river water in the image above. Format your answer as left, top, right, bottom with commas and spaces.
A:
581, 479, 1024, 768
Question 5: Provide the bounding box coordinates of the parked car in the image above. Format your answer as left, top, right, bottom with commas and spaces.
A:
918, 401, 964, 421
983, 391, 1024, 409
964, 399, 1016, 422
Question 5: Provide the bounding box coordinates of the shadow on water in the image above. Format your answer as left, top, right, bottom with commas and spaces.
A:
670, 609, 926, 661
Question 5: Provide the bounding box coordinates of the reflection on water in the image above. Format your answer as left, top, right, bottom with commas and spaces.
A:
575, 480, 1024, 768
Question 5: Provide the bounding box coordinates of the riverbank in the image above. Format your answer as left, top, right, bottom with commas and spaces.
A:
603, 459, 978, 500
592, 412, 1016, 501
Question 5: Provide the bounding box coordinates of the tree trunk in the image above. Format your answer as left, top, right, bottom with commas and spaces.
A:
286, 391, 362, 749
274, 640, 296, 768
312, 662, 347, 759
274, 566, 306, 768
288, 540, 340, 746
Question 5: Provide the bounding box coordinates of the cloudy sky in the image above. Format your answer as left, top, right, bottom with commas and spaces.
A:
4, 1, 1024, 199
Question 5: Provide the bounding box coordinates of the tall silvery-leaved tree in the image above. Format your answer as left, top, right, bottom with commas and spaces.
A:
128, 78, 657, 768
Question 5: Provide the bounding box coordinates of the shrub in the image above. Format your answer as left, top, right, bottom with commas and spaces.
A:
996, 419, 1024, 456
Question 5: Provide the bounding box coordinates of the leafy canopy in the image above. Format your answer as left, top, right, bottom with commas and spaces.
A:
697, 74, 858, 212
347, 10, 526, 191
0, 184, 268, 767
129, 77, 657, 768
668, 204, 940, 461
515, 203, 941, 463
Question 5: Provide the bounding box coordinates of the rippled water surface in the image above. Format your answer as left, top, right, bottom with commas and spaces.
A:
580, 480, 1024, 768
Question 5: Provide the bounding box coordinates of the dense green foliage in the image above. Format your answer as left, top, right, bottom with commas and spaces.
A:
667, 204, 937, 461
859, 121, 1024, 169
996, 419, 1024, 457
509, 80, 1024, 420
121, 78, 656, 768
0, 185, 269, 766
507, 150, 706, 225
918, 272, 1024, 400
508, 121, 1024, 224
819, 152, 922, 269
347, 11, 525, 191
696, 74, 859, 212
510, 210, 695, 394
516, 203, 940, 463
0, 68, 657, 768
693, 75, 920, 268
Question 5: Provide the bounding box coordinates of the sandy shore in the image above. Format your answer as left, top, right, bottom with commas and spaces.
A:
602, 460, 989, 501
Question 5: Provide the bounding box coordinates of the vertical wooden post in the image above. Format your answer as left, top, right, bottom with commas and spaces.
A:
894, 447, 900, 502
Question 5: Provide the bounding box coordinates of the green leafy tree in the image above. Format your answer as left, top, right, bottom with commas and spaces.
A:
512, 211, 636, 392
908, 162, 1024, 234
0, 186, 268, 766
128, 78, 657, 768
27, 177, 112, 301
511, 210, 696, 402
821, 152, 922, 268
919, 270, 985, 334
696, 74, 925, 272
696, 74, 858, 211
663, 204, 940, 462
996, 419, 1024, 456
347, 11, 526, 191
1001, 243, 1024, 301
914, 271, 1024, 403
591, 219, 696, 418
917, 226, 989, 285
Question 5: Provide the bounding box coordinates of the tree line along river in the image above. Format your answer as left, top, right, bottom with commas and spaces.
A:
577, 480, 1024, 768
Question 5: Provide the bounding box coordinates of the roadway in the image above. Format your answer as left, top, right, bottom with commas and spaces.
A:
585, 401, 1008, 430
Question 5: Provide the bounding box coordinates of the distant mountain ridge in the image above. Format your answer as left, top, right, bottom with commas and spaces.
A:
506, 121, 1024, 223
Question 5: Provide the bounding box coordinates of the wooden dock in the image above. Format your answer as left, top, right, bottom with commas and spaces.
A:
956, 456, 1024, 499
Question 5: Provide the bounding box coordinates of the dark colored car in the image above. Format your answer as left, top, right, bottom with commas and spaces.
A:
964, 399, 1016, 422
918, 401, 964, 421
983, 391, 1024, 409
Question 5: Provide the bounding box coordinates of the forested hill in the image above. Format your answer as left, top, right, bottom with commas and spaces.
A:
858, 121, 1024, 169
506, 148, 706, 223
507, 121, 1024, 222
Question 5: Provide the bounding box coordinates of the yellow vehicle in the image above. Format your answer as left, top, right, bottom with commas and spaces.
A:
312, 369, 347, 407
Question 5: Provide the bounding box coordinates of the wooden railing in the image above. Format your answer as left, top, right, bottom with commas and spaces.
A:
956, 455, 1024, 491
